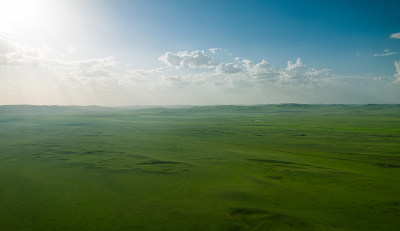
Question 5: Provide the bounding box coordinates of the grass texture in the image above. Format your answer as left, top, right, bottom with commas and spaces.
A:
0, 104, 399, 230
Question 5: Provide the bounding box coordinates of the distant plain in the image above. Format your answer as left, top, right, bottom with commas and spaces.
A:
0, 104, 399, 230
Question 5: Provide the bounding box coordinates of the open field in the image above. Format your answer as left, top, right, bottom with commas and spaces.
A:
0, 104, 400, 230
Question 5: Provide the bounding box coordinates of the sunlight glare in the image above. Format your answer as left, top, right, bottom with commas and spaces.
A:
0, 0, 51, 26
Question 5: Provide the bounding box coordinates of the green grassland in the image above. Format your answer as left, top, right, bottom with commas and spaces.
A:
0, 104, 399, 230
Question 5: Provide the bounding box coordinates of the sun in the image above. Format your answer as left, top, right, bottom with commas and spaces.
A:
0, 0, 52, 33
0, 0, 70, 44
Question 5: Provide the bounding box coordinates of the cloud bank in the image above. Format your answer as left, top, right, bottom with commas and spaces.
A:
1, 36, 399, 105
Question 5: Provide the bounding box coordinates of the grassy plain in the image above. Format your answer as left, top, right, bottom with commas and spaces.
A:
0, 104, 399, 230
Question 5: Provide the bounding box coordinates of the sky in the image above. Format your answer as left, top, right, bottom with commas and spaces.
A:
0, 0, 400, 105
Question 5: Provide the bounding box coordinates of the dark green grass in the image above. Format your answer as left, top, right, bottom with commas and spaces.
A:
0, 104, 400, 230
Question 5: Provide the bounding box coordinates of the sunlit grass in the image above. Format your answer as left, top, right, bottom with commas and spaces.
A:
0, 104, 399, 230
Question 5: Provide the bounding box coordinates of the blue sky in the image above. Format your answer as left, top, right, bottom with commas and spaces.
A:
0, 0, 399, 105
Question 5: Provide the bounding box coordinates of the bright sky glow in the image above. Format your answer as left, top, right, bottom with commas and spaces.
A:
0, 0, 46, 25
0, 0, 399, 105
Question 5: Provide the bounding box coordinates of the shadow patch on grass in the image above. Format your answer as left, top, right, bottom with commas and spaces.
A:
39, 148, 189, 173
377, 163, 400, 168
229, 207, 312, 231
139, 160, 181, 165
138, 159, 188, 173
247, 158, 341, 171
385, 201, 400, 208
248, 158, 350, 184
247, 158, 314, 170
219, 191, 256, 202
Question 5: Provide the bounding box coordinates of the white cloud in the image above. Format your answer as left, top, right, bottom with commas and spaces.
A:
286, 58, 306, 71
216, 62, 242, 74
55, 57, 119, 79
0, 42, 342, 92
244, 59, 278, 78
0, 37, 119, 80
373, 51, 398, 57
128, 67, 169, 77
0, 40, 51, 67
158, 52, 181, 66
72, 57, 118, 69
394, 61, 400, 82
66, 44, 75, 53
1, 43, 399, 105
160, 50, 333, 88
209, 48, 220, 54
156, 51, 332, 89
0, 37, 15, 54
390, 32, 400, 39
159, 50, 213, 68
74, 67, 112, 78
279, 58, 308, 82
395, 61, 400, 76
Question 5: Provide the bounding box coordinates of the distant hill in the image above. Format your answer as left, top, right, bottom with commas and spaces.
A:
0, 104, 399, 116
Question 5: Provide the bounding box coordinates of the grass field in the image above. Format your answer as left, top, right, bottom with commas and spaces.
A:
1, 104, 399, 230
